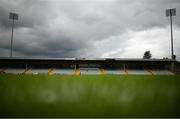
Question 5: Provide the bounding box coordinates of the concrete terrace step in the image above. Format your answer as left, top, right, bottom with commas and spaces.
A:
0, 68, 175, 75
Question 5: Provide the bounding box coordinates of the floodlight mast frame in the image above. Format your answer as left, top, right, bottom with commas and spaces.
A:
166, 8, 176, 59
9, 13, 18, 57
170, 9, 174, 60
166, 8, 176, 71
10, 17, 15, 57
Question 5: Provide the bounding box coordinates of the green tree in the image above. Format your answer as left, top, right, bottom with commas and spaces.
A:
143, 51, 152, 59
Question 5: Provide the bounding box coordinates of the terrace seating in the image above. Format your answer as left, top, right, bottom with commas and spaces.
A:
5, 68, 24, 74
80, 68, 99, 75
104, 69, 124, 75
0, 68, 6, 74
29, 68, 48, 75
154, 70, 174, 75
0, 67, 175, 75
48, 68, 55, 75
99, 68, 105, 75
22, 67, 32, 74
55, 69, 74, 75
123, 67, 129, 75
128, 70, 150, 75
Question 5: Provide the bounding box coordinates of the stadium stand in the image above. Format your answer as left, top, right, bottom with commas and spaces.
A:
55, 69, 74, 75
22, 67, 32, 74
99, 68, 105, 75
0, 58, 177, 75
5, 68, 24, 74
154, 70, 174, 75
74, 68, 80, 75
0, 68, 6, 74
29, 69, 48, 75
145, 68, 155, 75
128, 70, 150, 75
0, 68, 176, 75
80, 68, 99, 75
123, 67, 129, 75
104, 69, 124, 75
48, 68, 55, 75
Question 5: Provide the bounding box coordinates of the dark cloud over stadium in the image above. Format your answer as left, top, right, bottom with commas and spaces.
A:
0, 0, 180, 59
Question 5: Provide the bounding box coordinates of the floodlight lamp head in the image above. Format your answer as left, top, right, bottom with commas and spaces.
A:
9, 13, 19, 20
166, 8, 176, 17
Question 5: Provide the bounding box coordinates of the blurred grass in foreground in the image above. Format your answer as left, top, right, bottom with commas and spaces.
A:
0, 74, 180, 118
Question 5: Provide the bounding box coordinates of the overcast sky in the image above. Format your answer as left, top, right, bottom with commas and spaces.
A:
0, 0, 179, 59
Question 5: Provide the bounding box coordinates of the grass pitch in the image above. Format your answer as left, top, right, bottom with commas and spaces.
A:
0, 74, 180, 117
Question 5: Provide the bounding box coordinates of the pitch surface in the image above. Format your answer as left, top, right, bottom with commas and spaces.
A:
0, 75, 180, 117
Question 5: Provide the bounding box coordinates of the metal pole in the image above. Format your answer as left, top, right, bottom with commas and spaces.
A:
10, 18, 14, 57
170, 11, 174, 59
170, 10, 175, 71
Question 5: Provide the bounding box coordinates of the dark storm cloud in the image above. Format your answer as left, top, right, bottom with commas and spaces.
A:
0, 0, 179, 58
0, 0, 91, 57
0, 0, 50, 29
13, 35, 89, 57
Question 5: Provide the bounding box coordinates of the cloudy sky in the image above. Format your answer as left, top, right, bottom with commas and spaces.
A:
0, 0, 180, 59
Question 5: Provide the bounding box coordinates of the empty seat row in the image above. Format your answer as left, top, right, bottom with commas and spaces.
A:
0, 67, 174, 75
